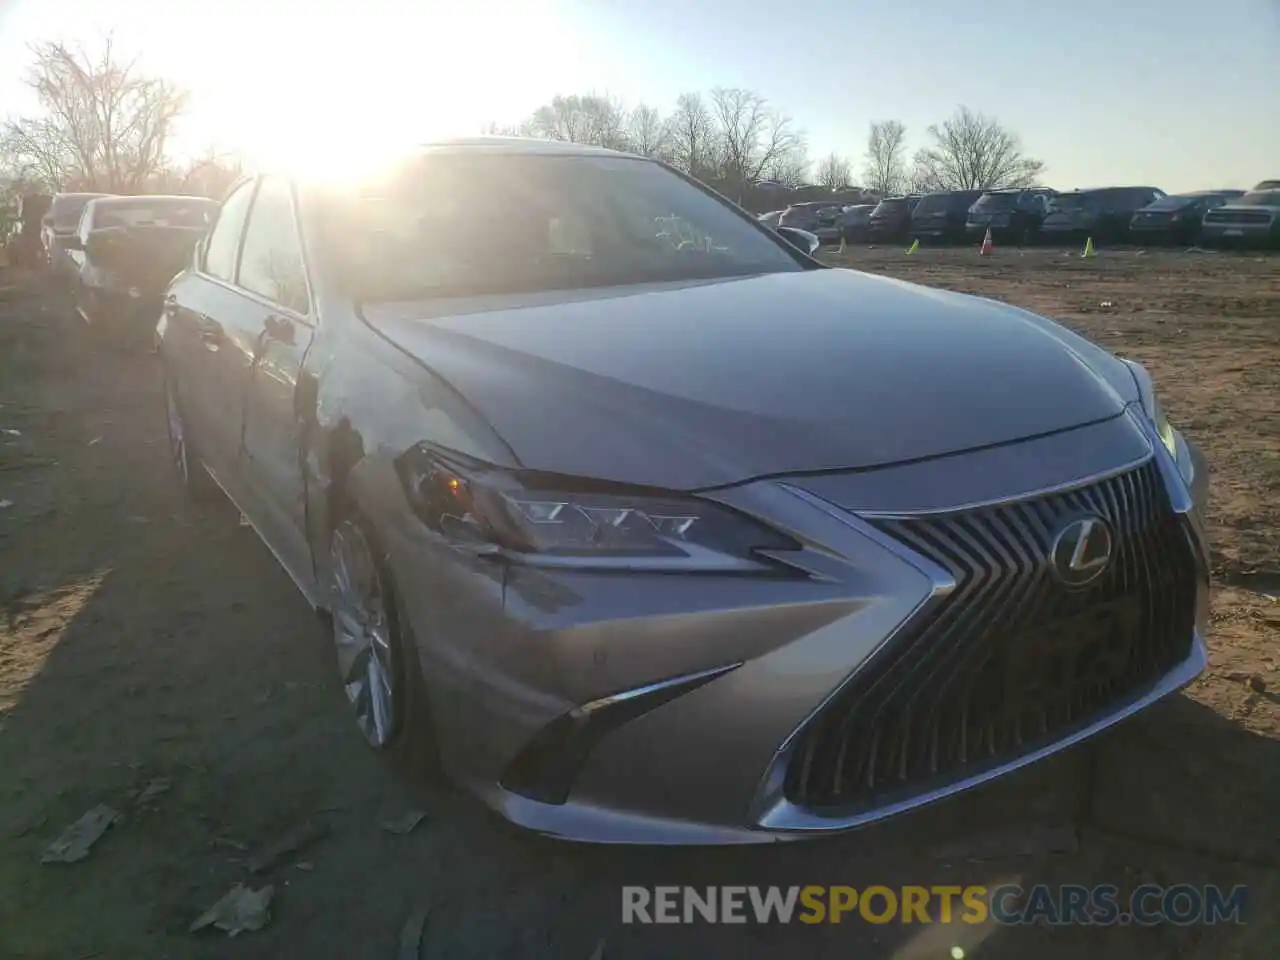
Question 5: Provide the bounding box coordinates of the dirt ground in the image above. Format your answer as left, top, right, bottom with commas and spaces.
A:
0, 247, 1276, 960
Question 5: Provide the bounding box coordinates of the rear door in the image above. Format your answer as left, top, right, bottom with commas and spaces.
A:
235, 175, 319, 593
164, 178, 263, 485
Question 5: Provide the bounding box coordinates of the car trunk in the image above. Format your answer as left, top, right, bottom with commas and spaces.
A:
85, 226, 205, 294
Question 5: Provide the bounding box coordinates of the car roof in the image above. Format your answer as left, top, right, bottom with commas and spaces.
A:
91, 194, 217, 205
1061, 186, 1162, 194
416, 136, 640, 160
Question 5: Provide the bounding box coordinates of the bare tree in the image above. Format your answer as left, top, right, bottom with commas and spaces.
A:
815, 152, 852, 190
667, 92, 717, 180
528, 93, 628, 150
708, 87, 803, 193
626, 104, 669, 158
911, 106, 1044, 191
905, 147, 941, 194
761, 148, 810, 190
1, 38, 188, 192
176, 146, 244, 199
480, 119, 537, 137
862, 120, 907, 196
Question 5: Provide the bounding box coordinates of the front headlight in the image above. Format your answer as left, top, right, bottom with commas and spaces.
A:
395, 444, 798, 573
1122, 359, 1191, 484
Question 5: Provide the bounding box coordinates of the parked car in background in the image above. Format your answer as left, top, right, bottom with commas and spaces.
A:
42, 192, 113, 284
69, 194, 218, 340
1252, 179, 1280, 191
778, 201, 844, 244
1128, 191, 1244, 247
840, 204, 876, 244
1040, 187, 1166, 245
6, 193, 51, 269
966, 188, 1056, 244
1200, 187, 1280, 248
158, 138, 1208, 845
867, 195, 923, 243
910, 190, 984, 244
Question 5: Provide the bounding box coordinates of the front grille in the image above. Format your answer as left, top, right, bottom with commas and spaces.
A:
785, 459, 1198, 811
1204, 209, 1272, 225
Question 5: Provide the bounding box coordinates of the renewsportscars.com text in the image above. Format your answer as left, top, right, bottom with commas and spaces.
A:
622, 884, 1248, 926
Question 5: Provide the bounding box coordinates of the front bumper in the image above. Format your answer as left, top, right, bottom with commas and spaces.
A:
374, 414, 1209, 844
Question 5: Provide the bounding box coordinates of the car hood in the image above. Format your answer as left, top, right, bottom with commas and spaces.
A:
363, 269, 1136, 490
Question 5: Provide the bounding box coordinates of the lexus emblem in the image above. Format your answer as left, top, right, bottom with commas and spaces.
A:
1050, 516, 1114, 587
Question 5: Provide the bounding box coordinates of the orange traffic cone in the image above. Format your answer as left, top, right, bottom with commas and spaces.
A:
980, 228, 993, 256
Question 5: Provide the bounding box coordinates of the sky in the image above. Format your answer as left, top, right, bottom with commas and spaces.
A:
1, 0, 1277, 192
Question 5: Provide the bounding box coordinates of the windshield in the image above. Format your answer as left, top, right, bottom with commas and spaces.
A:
912, 194, 952, 215
93, 199, 217, 229
871, 199, 909, 217
1235, 191, 1280, 207
327, 154, 803, 300
1142, 195, 1199, 211
50, 194, 105, 230
972, 192, 1021, 212
1050, 193, 1093, 212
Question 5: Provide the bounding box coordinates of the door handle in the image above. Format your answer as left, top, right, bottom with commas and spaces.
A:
263, 313, 295, 346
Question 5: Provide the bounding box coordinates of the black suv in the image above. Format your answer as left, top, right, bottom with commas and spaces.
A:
909, 190, 984, 244
966, 188, 1056, 244
867, 195, 923, 243
1128, 191, 1244, 246
1040, 186, 1166, 245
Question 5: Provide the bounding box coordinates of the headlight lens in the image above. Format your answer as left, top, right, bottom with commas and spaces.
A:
395, 444, 797, 572
1123, 359, 1188, 479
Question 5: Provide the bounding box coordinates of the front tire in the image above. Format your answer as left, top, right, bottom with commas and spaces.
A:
328, 516, 442, 786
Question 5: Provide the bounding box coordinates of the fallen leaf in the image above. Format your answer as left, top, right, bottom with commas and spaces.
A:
133, 778, 172, 805
189, 883, 274, 937
41, 804, 120, 864
381, 810, 428, 835
248, 818, 329, 874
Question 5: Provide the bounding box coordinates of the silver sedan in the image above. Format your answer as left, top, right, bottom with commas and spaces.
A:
157, 137, 1210, 844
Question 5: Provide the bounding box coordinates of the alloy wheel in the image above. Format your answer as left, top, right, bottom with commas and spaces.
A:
330, 521, 397, 748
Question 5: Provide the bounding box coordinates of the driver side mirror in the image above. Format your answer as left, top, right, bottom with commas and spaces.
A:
776, 225, 821, 256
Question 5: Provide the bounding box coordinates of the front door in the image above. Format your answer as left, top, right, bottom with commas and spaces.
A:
233, 175, 319, 598
164, 179, 262, 485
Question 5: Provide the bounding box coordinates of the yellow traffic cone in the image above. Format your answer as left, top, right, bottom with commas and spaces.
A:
906, 238, 920, 255
1081, 236, 1095, 258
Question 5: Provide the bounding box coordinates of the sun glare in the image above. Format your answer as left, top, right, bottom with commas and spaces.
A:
171, 0, 579, 180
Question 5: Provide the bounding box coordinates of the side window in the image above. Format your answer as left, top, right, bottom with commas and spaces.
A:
77, 205, 94, 244
204, 181, 257, 282
237, 177, 310, 314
